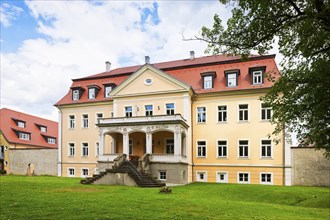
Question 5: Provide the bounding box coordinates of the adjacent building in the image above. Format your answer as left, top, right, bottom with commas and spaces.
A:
55, 53, 292, 185
0, 108, 58, 175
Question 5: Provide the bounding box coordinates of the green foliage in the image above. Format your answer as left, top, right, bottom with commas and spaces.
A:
201, 0, 330, 156
1, 176, 330, 219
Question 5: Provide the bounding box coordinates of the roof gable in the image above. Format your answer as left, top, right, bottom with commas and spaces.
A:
110, 64, 191, 98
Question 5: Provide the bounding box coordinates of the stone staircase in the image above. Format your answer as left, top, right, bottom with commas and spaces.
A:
81, 160, 165, 187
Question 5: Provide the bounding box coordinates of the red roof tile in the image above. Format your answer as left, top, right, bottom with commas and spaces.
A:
55, 54, 280, 106
0, 108, 58, 148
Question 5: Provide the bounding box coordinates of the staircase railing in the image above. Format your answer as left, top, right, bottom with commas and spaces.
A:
138, 153, 151, 173
113, 154, 127, 169
127, 160, 142, 180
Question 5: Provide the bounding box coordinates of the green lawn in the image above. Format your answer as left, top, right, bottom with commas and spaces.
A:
0, 175, 329, 220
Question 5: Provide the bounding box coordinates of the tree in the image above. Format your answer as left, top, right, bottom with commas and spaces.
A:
197, 0, 330, 156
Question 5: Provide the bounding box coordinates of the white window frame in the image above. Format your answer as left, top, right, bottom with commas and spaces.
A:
216, 171, 228, 183
261, 103, 272, 121
40, 126, 47, 132
238, 104, 249, 122
217, 139, 228, 158
197, 140, 207, 158
196, 171, 208, 182
95, 142, 99, 157
73, 90, 79, 100
203, 75, 213, 89
145, 105, 153, 116
68, 115, 75, 129
252, 70, 263, 85
81, 168, 89, 177
48, 137, 56, 144
158, 171, 167, 181
95, 113, 103, 125
125, 106, 133, 117
261, 139, 272, 158
68, 143, 75, 157
237, 172, 250, 184
88, 88, 96, 99
227, 73, 237, 87
260, 173, 273, 185
165, 138, 174, 154
238, 140, 249, 158
82, 142, 89, 157
82, 114, 89, 128
105, 86, 112, 98
165, 103, 175, 115
217, 105, 227, 123
19, 132, 30, 140
68, 168, 75, 177
197, 107, 206, 123
17, 121, 25, 128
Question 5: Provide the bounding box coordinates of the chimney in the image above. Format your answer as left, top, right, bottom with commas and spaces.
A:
105, 61, 111, 72
145, 56, 150, 64
190, 51, 195, 60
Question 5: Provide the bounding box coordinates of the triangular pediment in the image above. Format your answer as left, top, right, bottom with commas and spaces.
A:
111, 64, 191, 98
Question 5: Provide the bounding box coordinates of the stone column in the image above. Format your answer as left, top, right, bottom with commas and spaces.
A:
99, 131, 104, 156
174, 126, 182, 156
123, 129, 129, 155
146, 127, 152, 154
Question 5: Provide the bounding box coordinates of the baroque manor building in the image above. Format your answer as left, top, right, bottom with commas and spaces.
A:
55, 52, 292, 186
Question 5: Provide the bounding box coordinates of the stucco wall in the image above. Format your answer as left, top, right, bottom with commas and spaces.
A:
9, 148, 58, 175
292, 147, 330, 187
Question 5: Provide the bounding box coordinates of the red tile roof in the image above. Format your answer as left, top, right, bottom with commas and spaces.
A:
0, 108, 58, 149
55, 54, 280, 106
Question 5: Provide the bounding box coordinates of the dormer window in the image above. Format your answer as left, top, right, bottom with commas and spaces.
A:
40, 126, 47, 132
17, 121, 25, 128
87, 85, 100, 100
48, 137, 56, 144
201, 71, 216, 89
19, 132, 30, 140
103, 83, 117, 98
224, 69, 240, 87
249, 66, 266, 85
71, 87, 84, 101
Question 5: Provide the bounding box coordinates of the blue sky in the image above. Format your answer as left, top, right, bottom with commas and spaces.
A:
0, 0, 233, 120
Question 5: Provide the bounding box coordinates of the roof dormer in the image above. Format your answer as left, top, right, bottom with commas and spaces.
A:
12, 118, 26, 128
103, 83, 117, 98
71, 86, 85, 101
224, 69, 240, 87
200, 71, 217, 89
87, 85, 101, 100
249, 66, 266, 85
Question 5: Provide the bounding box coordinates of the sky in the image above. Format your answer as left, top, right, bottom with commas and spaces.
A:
0, 0, 280, 122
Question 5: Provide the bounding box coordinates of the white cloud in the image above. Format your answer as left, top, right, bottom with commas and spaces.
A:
0, 2, 23, 27
1, 0, 230, 121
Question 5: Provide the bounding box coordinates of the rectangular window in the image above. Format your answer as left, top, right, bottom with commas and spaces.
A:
82, 114, 89, 128
253, 71, 263, 85
96, 113, 103, 124
218, 106, 227, 122
73, 90, 79, 100
69, 115, 75, 128
203, 75, 213, 89
238, 173, 249, 183
166, 139, 174, 154
82, 168, 89, 177
125, 106, 133, 117
217, 140, 227, 157
239, 140, 249, 158
88, 88, 96, 99
105, 86, 112, 98
197, 141, 206, 157
17, 121, 25, 128
129, 139, 133, 155
68, 168, 75, 177
69, 143, 75, 156
40, 126, 47, 132
166, 103, 175, 115
261, 140, 272, 158
261, 103, 272, 121
197, 107, 206, 123
82, 143, 88, 157
196, 171, 207, 182
261, 173, 272, 184
19, 132, 30, 140
227, 73, 237, 87
96, 142, 99, 156
217, 171, 228, 183
145, 105, 153, 116
48, 138, 56, 144
159, 171, 167, 180
239, 104, 249, 121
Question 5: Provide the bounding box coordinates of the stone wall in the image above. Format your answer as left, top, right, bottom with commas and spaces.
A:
94, 173, 137, 186
150, 162, 188, 185
9, 148, 58, 175
292, 147, 330, 187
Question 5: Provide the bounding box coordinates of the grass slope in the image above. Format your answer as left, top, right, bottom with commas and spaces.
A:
0, 175, 329, 219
